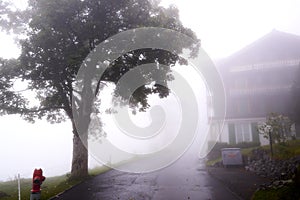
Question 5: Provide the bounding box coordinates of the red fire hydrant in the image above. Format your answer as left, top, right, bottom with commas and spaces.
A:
30, 168, 46, 200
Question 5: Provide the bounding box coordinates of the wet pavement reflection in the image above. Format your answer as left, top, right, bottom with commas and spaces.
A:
54, 146, 240, 200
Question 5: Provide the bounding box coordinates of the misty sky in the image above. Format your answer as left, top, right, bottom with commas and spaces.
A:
0, 0, 300, 180
2, 0, 300, 59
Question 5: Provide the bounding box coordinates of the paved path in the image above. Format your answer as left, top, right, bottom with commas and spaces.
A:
207, 167, 270, 200
52, 151, 241, 200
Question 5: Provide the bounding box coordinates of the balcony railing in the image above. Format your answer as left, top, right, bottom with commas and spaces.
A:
229, 85, 292, 96
230, 59, 300, 72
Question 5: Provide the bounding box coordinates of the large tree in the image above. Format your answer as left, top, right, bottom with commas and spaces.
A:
0, 58, 27, 115
1, 0, 198, 179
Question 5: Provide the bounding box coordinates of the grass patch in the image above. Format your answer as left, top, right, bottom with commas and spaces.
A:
248, 140, 300, 200
252, 183, 300, 200
88, 166, 111, 177
206, 139, 300, 166
206, 157, 222, 166
252, 139, 300, 160
272, 140, 300, 160
0, 156, 137, 200
0, 166, 111, 200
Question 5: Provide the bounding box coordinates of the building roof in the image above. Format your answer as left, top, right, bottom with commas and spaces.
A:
221, 30, 300, 67
216, 30, 300, 120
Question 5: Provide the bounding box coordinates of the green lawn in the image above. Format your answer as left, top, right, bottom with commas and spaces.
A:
263, 139, 300, 160
0, 166, 110, 200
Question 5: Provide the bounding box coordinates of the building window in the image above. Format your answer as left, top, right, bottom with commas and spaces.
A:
235, 123, 252, 143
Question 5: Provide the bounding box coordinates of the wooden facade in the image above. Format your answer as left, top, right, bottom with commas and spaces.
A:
210, 30, 300, 145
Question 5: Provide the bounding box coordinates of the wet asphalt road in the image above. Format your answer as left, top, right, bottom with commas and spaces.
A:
53, 150, 240, 200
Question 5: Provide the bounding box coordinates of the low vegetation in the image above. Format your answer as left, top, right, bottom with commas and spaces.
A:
251, 140, 300, 200
0, 166, 110, 200
261, 139, 300, 160
252, 164, 300, 200
206, 140, 300, 166
206, 140, 300, 200
252, 183, 300, 200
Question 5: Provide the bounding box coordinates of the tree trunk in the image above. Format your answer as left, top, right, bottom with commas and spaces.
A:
70, 124, 88, 180
69, 60, 95, 179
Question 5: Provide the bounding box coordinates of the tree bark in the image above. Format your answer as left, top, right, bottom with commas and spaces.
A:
70, 126, 88, 180
69, 73, 94, 179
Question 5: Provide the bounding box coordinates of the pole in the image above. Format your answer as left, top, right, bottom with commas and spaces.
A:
269, 130, 273, 159
18, 174, 21, 200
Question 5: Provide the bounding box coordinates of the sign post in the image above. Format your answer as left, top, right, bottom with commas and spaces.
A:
18, 174, 21, 200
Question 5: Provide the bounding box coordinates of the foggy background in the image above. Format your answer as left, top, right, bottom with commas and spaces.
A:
1, 0, 300, 181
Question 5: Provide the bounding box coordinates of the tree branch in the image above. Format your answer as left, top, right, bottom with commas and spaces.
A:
20, 106, 66, 113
